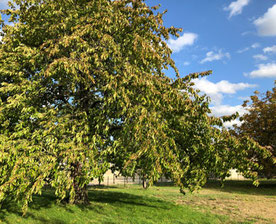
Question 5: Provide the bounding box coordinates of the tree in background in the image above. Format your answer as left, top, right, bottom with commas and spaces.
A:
0, 0, 269, 213
235, 83, 276, 178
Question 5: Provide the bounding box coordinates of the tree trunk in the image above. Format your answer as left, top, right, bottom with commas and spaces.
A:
71, 162, 89, 204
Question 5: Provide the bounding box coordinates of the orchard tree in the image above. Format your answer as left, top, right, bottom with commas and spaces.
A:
0, 0, 269, 213
235, 84, 276, 178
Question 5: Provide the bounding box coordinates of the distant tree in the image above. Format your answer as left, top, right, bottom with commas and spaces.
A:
0, 0, 269, 213
235, 83, 276, 178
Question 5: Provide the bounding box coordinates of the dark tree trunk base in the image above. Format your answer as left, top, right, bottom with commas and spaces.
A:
70, 162, 90, 204
72, 184, 90, 205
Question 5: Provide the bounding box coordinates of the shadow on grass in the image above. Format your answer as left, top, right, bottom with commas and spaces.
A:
0, 186, 170, 224
88, 184, 118, 189
0, 190, 66, 224
153, 182, 175, 187
87, 189, 169, 210
204, 179, 276, 196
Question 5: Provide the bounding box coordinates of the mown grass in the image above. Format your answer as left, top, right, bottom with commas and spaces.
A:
153, 180, 276, 224
0, 180, 275, 224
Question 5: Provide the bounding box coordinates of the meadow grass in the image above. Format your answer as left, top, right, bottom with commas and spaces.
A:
0, 180, 275, 224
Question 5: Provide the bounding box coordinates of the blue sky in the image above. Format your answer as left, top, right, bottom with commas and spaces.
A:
1, 0, 276, 127
146, 0, 276, 126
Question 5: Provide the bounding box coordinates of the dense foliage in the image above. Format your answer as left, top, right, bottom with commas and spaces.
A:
0, 0, 269, 212
235, 84, 276, 178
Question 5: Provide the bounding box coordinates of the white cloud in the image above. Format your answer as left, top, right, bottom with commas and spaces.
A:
237, 47, 250, 54
224, 119, 242, 128
263, 45, 276, 53
210, 105, 246, 128
183, 61, 190, 66
224, 0, 251, 18
0, 0, 10, 9
193, 78, 256, 105
238, 96, 250, 101
194, 78, 255, 95
241, 31, 253, 36
0, 0, 9, 5
200, 50, 230, 64
194, 77, 254, 128
237, 43, 260, 54
210, 105, 246, 117
253, 54, 268, 61
248, 63, 276, 78
254, 4, 276, 36
251, 43, 260, 49
168, 33, 198, 53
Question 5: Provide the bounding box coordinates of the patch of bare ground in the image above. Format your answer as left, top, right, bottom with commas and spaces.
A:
176, 190, 276, 224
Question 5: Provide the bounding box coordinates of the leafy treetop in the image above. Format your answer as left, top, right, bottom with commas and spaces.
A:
234, 83, 276, 178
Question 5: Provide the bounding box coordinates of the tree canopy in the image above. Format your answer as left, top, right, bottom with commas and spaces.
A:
234, 83, 276, 178
0, 0, 270, 213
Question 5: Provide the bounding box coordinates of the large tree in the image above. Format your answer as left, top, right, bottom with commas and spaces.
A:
0, 0, 269, 212
235, 84, 276, 178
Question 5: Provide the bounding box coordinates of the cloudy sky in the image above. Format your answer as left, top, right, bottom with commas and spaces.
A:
1, 0, 276, 127
146, 0, 276, 127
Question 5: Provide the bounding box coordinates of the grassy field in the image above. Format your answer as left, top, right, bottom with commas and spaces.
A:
0, 180, 275, 224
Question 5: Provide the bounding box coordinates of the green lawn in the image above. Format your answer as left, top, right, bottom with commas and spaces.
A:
0, 180, 275, 224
